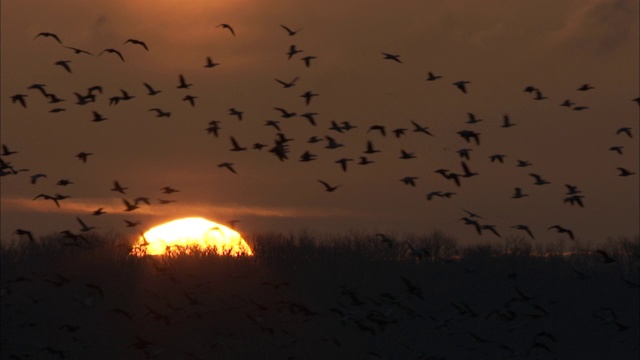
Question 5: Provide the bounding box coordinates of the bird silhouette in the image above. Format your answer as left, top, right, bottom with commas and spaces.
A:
426, 71, 442, 81
453, 80, 470, 93
218, 162, 237, 174
99, 48, 125, 61
548, 225, 574, 240
300, 90, 319, 106
318, 180, 340, 192
280, 24, 302, 36
301, 55, 317, 67
15, 229, 35, 242
149, 108, 171, 117
204, 56, 220, 68
512, 187, 528, 199
501, 114, 516, 128
111, 180, 127, 194
161, 186, 180, 194
530, 173, 551, 185
143, 82, 162, 95
77, 217, 95, 232
64, 46, 93, 55
382, 52, 402, 63
275, 76, 299, 88
11, 94, 28, 108
228, 108, 243, 120
287, 44, 303, 59
124, 38, 148, 50
217, 23, 235, 36
512, 224, 535, 239
229, 136, 247, 151
35, 32, 62, 43
617, 167, 635, 176
177, 74, 192, 89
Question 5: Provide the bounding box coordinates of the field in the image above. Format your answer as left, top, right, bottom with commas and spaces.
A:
1, 232, 639, 359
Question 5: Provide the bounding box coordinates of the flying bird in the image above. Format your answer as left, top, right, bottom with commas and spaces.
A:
617, 167, 635, 177
15, 229, 35, 242
512, 225, 535, 239
300, 90, 319, 106
275, 76, 299, 88
1, 145, 18, 156
76, 152, 93, 163
301, 55, 317, 67
55, 60, 72, 73
177, 74, 192, 89
218, 162, 237, 174
122, 198, 139, 212
143, 82, 162, 95
124, 38, 148, 50
217, 23, 235, 36
530, 173, 551, 185
229, 136, 247, 151
287, 44, 303, 59
99, 48, 125, 61
11, 94, 28, 108
501, 114, 516, 128
161, 186, 180, 194
77, 217, 95, 232
453, 80, 470, 94
204, 56, 220, 68
382, 52, 402, 63
228, 108, 244, 120
280, 24, 302, 36
35, 32, 62, 43
318, 180, 340, 192
111, 180, 128, 194
64, 46, 93, 55
548, 225, 574, 240
426, 71, 442, 81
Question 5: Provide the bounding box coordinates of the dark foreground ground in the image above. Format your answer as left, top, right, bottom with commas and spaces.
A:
1, 232, 638, 359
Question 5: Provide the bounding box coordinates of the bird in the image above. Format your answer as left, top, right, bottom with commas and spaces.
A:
595, 249, 615, 263
77, 217, 95, 232
368, 125, 386, 137
218, 162, 237, 174
512, 225, 535, 239
149, 108, 171, 118
453, 80, 470, 94
426, 71, 442, 81
382, 52, 402, 63
489, 154, 506, 163
30, 173, 47, 184
318, 180, 340, 192
501, 114, 516, 128
400, 176, 418, 186
457, 130, 480, 145
204, 56, 220, 68
516, 160, 532, 167
400, 150, 416, 159
11, 94, 28, 108
565, 184, 582, 195
462, 209, 484, 219
274, 107, 296, 118
335, 158, 353, 172
111, 181, 128, 194
1, 145, 17, 156
363, 141, 381, 154
91, 111, 108, 122
33, 194, 61, 208
617, 167, 635, 176
512, 187, 528, 199
99, 48, 125, 61
124, 220, 142, 228
609, 146, 623, 155
122, 198, 139, 212
481, 224, 501, 238
161, 186, 179, 194
280, 24, 302, 36
124, 38, 148, 50
616, 127, 632, 138
182, 95, 197, 107
35, 32, 62, 43
76, 152, 93, 163
228, 108, 243, 120
92, 208, 106, 216
15, 229, 35, 242
564, 195, 585, 207
275, 76, 299, 88
548, 225, 574, 240
577, 84, 594, 91
301, 55, 317, 67
299, 112, 318, 126
560, 99, 575, 107
530, 173, 551, 185
297, 91, 318, 108
229, 136, 247, 151
177, 74, 192, 89
56, 179, 73, 186
217, 23, 235, 36
410, 120, 433, 135
533, 90, 547, 100
287, 44, 303, 59
466, 112, 483, 124
64, 46, 93, 55
143, 83, 162, 95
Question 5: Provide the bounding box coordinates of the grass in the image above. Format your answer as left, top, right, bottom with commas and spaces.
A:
1, 230, 638, 359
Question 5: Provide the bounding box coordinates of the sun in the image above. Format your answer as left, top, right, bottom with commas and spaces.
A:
130, 217, 253, 257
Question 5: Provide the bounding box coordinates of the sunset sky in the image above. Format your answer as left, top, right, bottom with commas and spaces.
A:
1, 0, 638, 245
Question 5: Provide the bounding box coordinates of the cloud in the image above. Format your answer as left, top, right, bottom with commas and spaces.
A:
547, 0, 639, 54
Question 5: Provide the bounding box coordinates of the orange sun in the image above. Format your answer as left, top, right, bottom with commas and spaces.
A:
131, 217, 253, 257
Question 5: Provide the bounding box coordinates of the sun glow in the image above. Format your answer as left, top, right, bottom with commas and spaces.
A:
131, 217, 253, 257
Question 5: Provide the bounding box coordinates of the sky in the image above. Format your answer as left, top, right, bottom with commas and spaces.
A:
1, 0, 638, 246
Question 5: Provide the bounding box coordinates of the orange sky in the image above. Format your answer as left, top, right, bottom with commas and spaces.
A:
1, 0, 638, 245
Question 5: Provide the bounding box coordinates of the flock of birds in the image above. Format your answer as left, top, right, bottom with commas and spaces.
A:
2, 24, 639, 246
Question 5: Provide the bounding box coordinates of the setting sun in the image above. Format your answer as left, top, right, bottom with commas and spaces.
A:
131, 217, 253, 257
